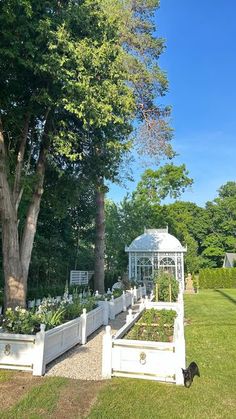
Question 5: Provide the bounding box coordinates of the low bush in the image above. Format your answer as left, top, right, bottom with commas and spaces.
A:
0, 295, 97, 334
199, 268, 236, 288
154, 272, 179, 302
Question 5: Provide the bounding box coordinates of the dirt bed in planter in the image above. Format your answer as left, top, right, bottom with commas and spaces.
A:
124, 308, 177, 342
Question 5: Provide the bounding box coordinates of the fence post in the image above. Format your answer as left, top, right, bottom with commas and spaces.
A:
130, 288, 135, 306
103, 298, 109, 326
33, 324, 46, 376
81, 308, 87, 344
175, 335, 186, 385
109, 296, 115, 320
175, 308, 186, 385
102, 325, 112, 379
139, 298, 145, 312
122, 291, 127, 312
126, 308, 133, 323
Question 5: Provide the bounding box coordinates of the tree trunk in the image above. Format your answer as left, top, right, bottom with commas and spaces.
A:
2, 218, 25, 308
0, 119, 26, 307
0, 113, 52, 309
94, 179, 105, 294
20, 114, 52, 287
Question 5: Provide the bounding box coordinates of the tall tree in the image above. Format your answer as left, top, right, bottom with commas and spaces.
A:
91, 0, 176, 291
0, 0, 135, 307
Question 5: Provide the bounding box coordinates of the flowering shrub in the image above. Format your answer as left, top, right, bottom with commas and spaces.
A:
1, 307, 40, 334
0, 295, 97, 334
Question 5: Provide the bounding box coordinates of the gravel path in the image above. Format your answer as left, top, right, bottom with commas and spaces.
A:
46, 310, 131, 380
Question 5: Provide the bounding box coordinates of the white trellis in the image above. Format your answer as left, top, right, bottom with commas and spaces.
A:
125, 227, 186, 291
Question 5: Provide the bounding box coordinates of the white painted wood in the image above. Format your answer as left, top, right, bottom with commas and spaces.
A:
102, 301, 186, 385
0, 331, 36, 372
33, 324, 46, 376
70, 270, 94, 286
102, 326, 112, 379
0, 304, 104, 376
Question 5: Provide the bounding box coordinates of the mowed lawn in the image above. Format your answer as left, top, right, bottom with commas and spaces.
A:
88, 289, 236, 419
0, 289, 236, 418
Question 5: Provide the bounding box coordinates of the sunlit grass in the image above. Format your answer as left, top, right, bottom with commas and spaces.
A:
88, 289, 236, 419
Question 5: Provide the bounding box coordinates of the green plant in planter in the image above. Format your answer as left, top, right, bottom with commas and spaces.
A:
112, 289, 123, 298
125, 309, 177, 342
0, 308, 40, 334
154, 272, 179, 302
37, 308, 66, 330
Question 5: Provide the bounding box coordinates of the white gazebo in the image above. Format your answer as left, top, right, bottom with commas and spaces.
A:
125, 227, 187, 291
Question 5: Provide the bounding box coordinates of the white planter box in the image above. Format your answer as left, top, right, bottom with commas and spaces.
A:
102, 301, 185, 385
98, 288, 146, 321
0, 305, 104, 376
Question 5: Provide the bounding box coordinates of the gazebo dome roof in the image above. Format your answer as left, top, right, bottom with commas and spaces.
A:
125, 228, 186, 252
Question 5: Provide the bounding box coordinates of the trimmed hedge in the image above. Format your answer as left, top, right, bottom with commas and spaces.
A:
199, 268, 236, 289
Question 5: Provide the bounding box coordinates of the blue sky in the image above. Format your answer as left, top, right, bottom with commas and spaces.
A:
108, 0, 236, 207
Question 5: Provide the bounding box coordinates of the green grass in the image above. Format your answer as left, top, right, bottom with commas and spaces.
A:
2, 377, 68, 419
88, 289, 236, 419
0, 370, 14, 383
1, 290, 236, 418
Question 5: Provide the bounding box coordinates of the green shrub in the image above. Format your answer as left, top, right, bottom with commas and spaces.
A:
199, 268, 236, 289
0, 296, 97, 334
154, 272, 179, 302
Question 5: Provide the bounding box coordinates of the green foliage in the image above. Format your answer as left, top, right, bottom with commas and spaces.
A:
199, 268, 236, 289
125, 308, 176, 342
192, 273, 199, 291
1, 307, 40, 334
135, 164, 193, 204
0, 297, 97, 334
154, 272, 179, 302
89, 290, 236, 419
112, 289, 123, 298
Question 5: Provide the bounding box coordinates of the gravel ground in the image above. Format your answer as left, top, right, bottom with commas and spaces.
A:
45, 310, 130, 380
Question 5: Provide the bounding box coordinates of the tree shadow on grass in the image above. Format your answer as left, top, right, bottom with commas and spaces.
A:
214, 289, 236, 306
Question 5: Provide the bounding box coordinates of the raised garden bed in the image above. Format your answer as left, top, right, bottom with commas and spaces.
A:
102, 300, 185, 385
0, 287, 146, 376
124, 308, 176, 342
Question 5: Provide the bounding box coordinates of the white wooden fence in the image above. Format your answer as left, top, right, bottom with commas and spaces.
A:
0, 287, 146, 376
98, 287, 145, 320
102, 296, 185, 385
0, 305, 104, 376
70, 270, 94, 286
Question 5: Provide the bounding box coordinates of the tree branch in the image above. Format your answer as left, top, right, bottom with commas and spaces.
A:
0, 118, 15, 221
13, 112, 31, 210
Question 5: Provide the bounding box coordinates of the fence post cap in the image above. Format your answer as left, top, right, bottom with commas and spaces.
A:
40, 324, 46, 332
105, 325, 111, 334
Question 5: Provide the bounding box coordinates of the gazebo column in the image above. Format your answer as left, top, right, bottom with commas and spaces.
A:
128, 254, 132, 280
135, 253, 137, 280
181, 253, 185, 292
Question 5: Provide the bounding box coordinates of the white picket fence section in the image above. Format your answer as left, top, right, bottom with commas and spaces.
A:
0, 305, 104, 376
0, 287, 146, 376
70, 270, 94, 286
98, 287, 146, 320
102, 294, 185, 385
